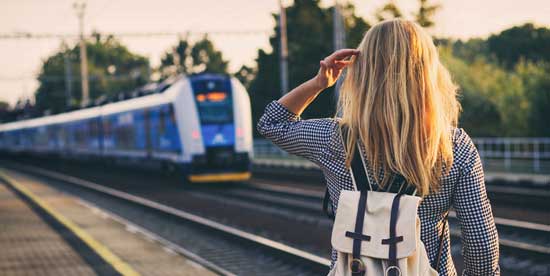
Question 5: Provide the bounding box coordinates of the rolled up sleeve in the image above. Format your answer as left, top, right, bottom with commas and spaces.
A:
256, 101, 337, 165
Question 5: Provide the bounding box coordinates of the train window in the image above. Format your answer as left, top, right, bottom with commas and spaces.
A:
194, 91, 233, 124
74, 122, 87, 148
103, 119, 112, 137
88, 120, 95, 137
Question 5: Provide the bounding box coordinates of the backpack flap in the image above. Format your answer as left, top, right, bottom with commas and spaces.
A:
331, 190, 421, 259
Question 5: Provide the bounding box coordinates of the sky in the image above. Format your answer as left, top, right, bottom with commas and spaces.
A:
1, 0, 549, 106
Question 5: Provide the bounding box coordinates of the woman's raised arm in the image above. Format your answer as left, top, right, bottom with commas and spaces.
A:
277, 49, 359, 115
256, 49, 358, 165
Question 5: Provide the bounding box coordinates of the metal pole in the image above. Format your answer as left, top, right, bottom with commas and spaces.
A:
74, 1, 89, 107
333, 0, 346, 104
504, 140, 511, 171
279, 0, 289, 95
63, 42, 73, 108
534, 140, 540, 172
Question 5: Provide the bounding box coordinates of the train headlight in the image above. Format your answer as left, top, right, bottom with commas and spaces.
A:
236, 127, 243, 138
192, 130, 200, 140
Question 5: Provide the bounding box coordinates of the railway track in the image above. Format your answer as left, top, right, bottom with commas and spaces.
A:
3, 164, 330, 276
232, 179, 550, 255
252, 164, 550, 210
3, 160, 549, 275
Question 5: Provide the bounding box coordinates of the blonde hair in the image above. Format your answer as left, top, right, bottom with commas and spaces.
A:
338, 19, 460, 196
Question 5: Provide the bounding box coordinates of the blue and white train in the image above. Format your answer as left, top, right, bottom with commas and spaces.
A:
0, 74, 253, 182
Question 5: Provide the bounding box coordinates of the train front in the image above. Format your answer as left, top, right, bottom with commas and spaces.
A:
182, 74, 253, 182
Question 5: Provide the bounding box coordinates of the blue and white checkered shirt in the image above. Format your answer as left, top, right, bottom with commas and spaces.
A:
257, 100, 500, 276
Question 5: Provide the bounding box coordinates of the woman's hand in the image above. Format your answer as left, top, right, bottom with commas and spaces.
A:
276, 48, 359, 115
314, 49, 360, 90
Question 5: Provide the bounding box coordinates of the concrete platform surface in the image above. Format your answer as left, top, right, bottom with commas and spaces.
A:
0, 168, 217, 276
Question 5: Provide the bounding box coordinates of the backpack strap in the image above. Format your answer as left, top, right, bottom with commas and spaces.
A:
349, 140, 374, 192
322, 124, 373, 219
434, 212, 449, 271
322, 188, 335, 220
348, 192, 370, 276
382, 193, 405, 276
341, 124, 375, 192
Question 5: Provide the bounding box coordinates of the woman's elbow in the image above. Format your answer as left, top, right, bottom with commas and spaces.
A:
256, 119, 270, 138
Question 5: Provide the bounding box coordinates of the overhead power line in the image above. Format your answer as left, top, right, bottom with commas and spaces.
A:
0, 29, 271, 40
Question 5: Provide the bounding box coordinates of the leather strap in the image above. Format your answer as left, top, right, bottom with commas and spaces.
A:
349, 192, 369, 276
350, 145, 371, 192
434, 212, 449, 270
434, 178, 456, 270
322, 188, 335, 219
382, 193, 405, 276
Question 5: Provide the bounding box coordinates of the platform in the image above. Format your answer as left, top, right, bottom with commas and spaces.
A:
0, 168, 217, 276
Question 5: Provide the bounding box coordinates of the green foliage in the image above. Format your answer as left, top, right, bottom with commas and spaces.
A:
35, 34, 149, 114
0, 101, 8, 112
440, 45, 550, 137
438, 23, 550, 136
159, 36, 228, 79
438, 38, 490, 63
415, 0, 440, 28
191, 38, 229, 74
488, 23, 550, 68
515, 61, 550, 136
234, 65, 256, 89
375, 2, 403, 22
248, 0, 370, 135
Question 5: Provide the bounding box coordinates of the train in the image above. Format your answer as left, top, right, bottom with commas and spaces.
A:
0, 73, 253, 182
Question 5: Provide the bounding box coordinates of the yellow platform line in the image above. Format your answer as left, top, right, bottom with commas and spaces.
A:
0, 170, 141, 276
189, 172, 251, 182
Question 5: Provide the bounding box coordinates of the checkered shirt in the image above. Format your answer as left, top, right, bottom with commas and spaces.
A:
257, 101, 500, 276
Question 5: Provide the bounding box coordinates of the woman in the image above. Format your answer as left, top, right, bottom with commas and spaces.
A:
257, 19, 500, 275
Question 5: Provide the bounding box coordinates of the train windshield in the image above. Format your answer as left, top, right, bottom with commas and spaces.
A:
192, 78, 233, 124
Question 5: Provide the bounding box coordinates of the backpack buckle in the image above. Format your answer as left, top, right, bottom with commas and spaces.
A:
385, 265, 402, 276
349, 258, 365, 273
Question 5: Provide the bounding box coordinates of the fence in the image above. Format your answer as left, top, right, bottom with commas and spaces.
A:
253, 138, 550, 174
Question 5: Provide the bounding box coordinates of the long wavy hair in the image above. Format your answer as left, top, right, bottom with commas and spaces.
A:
338, 19, 460, 196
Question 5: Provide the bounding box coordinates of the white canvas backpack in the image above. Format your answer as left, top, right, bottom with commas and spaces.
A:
323, 127, 447, 276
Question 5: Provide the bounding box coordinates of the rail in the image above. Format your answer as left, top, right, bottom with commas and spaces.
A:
253, 138, 550, 174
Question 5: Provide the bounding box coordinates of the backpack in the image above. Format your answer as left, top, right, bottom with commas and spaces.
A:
323, 126, 448, 276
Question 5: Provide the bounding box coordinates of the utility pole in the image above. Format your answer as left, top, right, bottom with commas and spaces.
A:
62, 41, 73, 108
74, 1, 89, 107
279, 0, 289, 95
333, 0, 346, 102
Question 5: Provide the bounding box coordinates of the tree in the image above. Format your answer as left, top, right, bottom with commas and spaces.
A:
415, 0, 440, 28
439, 24, 550, 136
159, 36, 228, 79
35, 33, 149, 114
0, 101, 9, 112
375, 2, 403, 22
234, 65, 256, 89
440, 46, 535, 137
248, 0, 370, 135
0, 101, 10, 122
488, 23, 550, 68
516, 61, 550, 136
159, 39, 190, 77
191, 37, 229, 74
